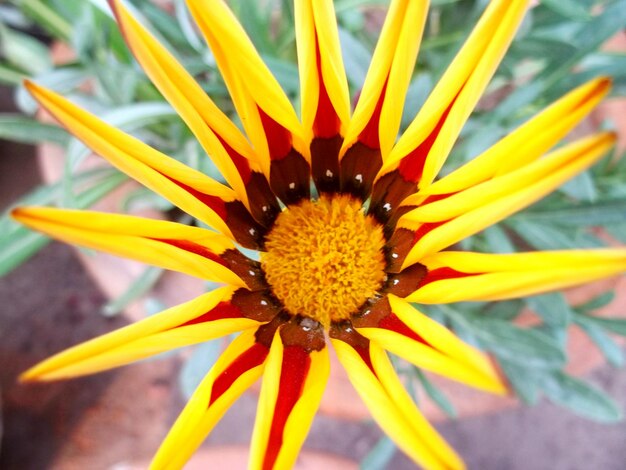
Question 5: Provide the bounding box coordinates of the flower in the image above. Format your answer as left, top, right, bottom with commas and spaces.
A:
12, 0, 625, 469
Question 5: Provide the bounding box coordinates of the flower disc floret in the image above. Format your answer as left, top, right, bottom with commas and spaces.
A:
262, 195, 386, 326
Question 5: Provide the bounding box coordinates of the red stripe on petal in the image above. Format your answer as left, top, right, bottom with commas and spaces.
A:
259, 108, 293, 161
412, 220, 448, 243
417, 267, 479, 289
397, 101, 454, 183
162, 175, 228, 220
357, 80, 387, 150
209, 342, 269, 406
179, 301, 244, 327
313, 42, 341, 138
263, 345, 311, 470
354, 343, 374, 372
151, 238, 228, 267
379, 313, 430, 347
421, 191, 458, 205
216, 135, 253, 184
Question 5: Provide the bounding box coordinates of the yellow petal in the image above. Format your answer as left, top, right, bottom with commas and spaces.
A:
409, 249, 626, 303
386, 0, 529, 187
342, 0, 429, 157
332, 337, 464, 470
407, 132, 615, 222
12, 207, 244, 286
295, 0, 350, 193
357, 295, 504, 394
24, 80, 241, 238
401, 132, 616, 266
18, 287, 270, 381
295, 0, 350, 139
151, 328, 269, 470
421, 77, 612, 196
186, 0, 305, 169
370, 343, 465, 470
110, 0, 256, 204
249, 324, 329, 470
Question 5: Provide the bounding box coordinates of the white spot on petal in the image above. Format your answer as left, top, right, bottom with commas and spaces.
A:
289, 182, 296, 189
326, 169, 333, 178
355, 174, 363, 183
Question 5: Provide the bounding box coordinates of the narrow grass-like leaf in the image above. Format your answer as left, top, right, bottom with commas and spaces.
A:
0, 114, 69, 145
360, 436, 396, 470
17, 0, 73, 41
575, 315, 624, 368
513, 198, 626, 227
499, 359, 540, 405
542, 371, 622, 423
526, 293, 572, 329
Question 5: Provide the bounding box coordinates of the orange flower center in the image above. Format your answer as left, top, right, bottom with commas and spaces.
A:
261, 195, 387, 327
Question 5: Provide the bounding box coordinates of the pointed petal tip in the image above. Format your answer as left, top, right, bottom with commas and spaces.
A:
18, 370, 36, 383
107, 0, 121, 21
11, 206, 47, 222
22, 79, 41, 96
10, 206, 32, 223
598, 76, 613, 90
18, 366, 52, 384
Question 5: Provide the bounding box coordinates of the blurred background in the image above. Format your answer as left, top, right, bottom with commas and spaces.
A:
2, 0, 626, 468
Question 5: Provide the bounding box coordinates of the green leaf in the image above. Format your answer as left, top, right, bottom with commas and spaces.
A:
540, 0, 592, 20
360, 436, 396, 470
482, 225, 515, 254
513, 198, 626, 227
499, 359, 540, 405
484, 299, 524, 322
234, 0, 273, 54
0, 63, 24, 85
0, 114, 69, 145
262, 56, 299, 95
560, 171, 597, 202
338, 27, 372, 90
541, 371, 622, 423
540, 1, 626, 86
575, 291, 615, 313
506, 219, 580, 250
526, 293, 572, 329
575, 315, 624, 368
16, 0, 73, 41
173, 0, 203, 51
335, 0, 389, 13
465, 317, 566, 368
578, 316, 626, 337
0, 23, 52, 75
401, 73, 433, 130
414, 368, 457, 418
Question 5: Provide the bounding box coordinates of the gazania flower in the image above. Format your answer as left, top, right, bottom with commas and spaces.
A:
13, 0, 625, 468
